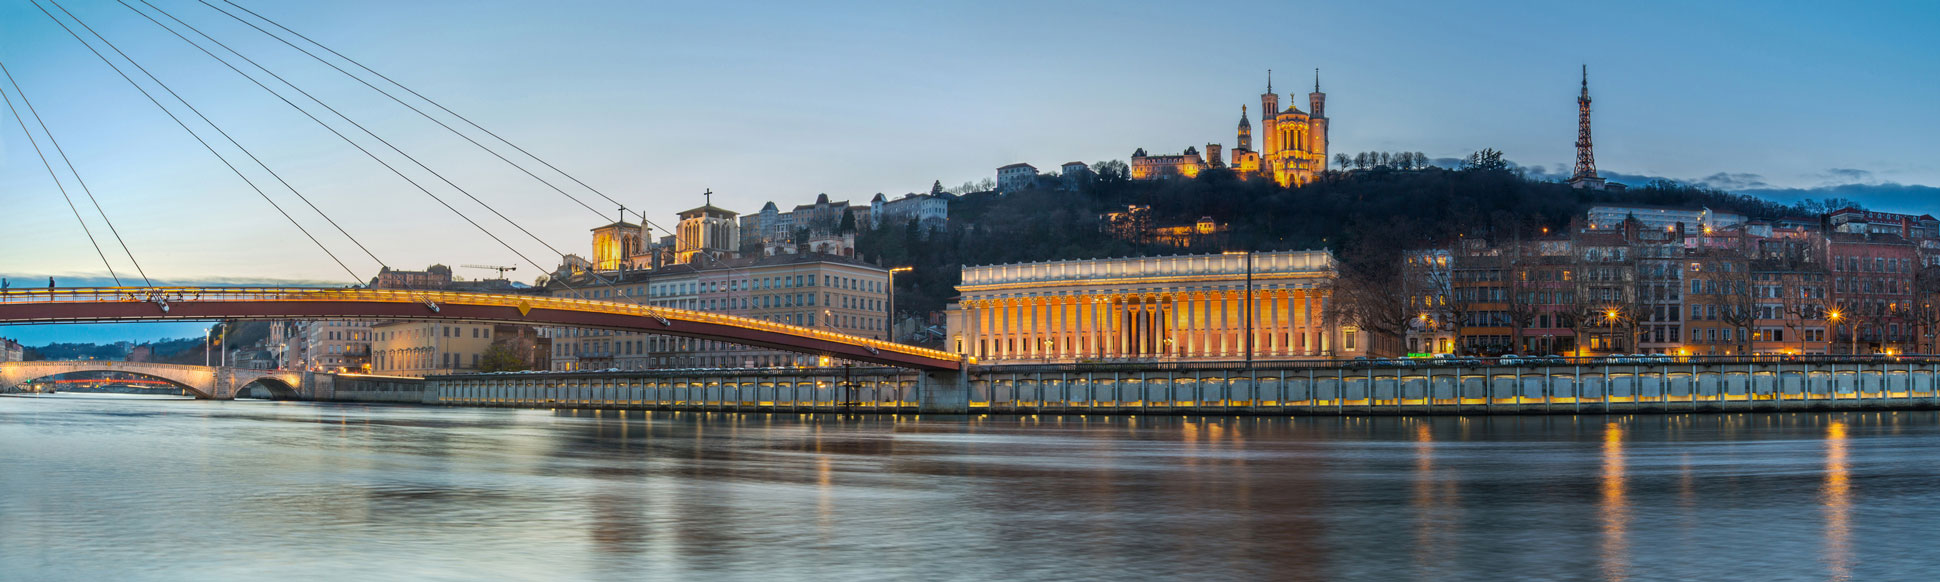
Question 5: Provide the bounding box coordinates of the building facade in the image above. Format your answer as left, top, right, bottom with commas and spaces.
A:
298, 319, 375, 372
872, 192, 948, 232
675, 204, 739, 265
1587, 205, 1745, 231
1827, 232, 1918, 354
544, 253, 891, 371
947, 250, 1359, 363
740, 194, 873, 251
372, 321, 496, 376
1129, 147, 1207, 180
996, 163, 1037, 192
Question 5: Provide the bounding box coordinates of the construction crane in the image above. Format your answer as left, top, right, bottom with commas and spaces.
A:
460, 264, 517, 279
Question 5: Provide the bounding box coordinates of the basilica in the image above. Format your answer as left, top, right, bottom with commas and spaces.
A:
1130, 70, 1330, 187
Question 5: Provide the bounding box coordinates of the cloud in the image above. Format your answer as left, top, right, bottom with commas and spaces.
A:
1819, 168, 1876, 185
1691, 172, 1771, 190
1494, 158, 1940, 216
1739, 182, 1940, 216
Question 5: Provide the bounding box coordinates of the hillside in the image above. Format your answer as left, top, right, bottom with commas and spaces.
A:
860, 161, 1822, 317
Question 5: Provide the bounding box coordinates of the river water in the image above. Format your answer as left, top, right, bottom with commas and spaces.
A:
2, 394, 1935, 581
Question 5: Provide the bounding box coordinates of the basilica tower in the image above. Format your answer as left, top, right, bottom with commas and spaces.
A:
1307, 69, 1328, 172
1237, 105, 1252, 151
1260, 70, 1279, 170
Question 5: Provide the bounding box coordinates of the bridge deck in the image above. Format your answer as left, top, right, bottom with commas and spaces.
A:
0, 287, 960, 370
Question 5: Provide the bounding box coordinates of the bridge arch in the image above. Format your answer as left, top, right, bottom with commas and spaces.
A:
1, 362, 215, 398
236, 377, 300, 400
0, 361, 301, 400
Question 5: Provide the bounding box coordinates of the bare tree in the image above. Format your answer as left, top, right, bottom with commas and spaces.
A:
1913, 266, 1940, 354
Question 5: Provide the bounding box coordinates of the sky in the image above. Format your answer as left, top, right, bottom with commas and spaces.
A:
2, 0, 1938, 345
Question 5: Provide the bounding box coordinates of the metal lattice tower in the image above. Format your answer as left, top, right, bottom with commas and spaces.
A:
1573, 65, 1597, 181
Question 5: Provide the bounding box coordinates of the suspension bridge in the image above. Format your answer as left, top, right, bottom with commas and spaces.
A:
0, 0, 964, 380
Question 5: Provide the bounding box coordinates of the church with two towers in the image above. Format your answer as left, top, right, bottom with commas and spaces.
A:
1131, 69, 1330, 188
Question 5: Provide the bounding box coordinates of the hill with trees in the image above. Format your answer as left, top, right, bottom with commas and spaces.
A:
859, 152, 1846, 322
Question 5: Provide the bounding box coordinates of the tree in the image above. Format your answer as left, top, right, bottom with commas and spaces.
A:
1913, 266, 1940, 353
838, 211, 857, 234
1462, 148, 1508, 172
1334, 153, 1351, 171
1093, 160, 1130, 185
478, 342, 528, 373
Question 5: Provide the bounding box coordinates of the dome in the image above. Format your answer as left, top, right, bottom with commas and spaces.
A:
816, 193, 830, 204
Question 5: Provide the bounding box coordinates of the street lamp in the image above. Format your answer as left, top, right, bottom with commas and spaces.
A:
1224, 250, 1254, 366
1603, 308, 1623, 354
887, 266, 913, 341
1827, 309, 1846, 355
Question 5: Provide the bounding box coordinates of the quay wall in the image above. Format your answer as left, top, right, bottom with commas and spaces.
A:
385, 360, 1940, 415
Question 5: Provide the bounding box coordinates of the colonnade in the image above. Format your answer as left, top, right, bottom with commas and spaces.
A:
959, 287, 1334, 361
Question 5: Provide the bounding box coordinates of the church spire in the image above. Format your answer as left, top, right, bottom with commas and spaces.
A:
1266, 69, 1272, 94
1314, 68, 1320, 93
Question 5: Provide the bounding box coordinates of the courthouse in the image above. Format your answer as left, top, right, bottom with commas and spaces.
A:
946, 250, 1359, 362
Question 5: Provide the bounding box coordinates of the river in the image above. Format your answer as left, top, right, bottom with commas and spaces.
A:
1, 394, 1934, 581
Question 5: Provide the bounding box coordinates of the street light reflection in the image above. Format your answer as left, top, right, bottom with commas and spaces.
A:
1600, 421, 1629, 581
1823, 420, 1851, 582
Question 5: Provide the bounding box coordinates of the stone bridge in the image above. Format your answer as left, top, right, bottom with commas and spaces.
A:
0, 361, 303, 400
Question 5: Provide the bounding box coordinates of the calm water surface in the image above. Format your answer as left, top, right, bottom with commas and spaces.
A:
2, 394, 1937, 581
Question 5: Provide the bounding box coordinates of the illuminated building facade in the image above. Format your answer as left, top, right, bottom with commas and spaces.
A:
1255, 71, 1329, 187
1129, 147, 1206, 180
592, 221, 647, 271
1131, 70, 1330, 187
946, 250, 1361, 362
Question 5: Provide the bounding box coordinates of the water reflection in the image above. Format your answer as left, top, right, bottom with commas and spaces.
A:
1600, 421, 1629, 581
2, 397, 1936, 581
1410, 421, 1458, 578
1824, 420, 1851, 581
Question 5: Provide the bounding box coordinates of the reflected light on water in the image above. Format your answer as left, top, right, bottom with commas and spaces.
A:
1824, 420, 1851, 581
1600, 421, 1629, 581
1411, 422, 1439, 574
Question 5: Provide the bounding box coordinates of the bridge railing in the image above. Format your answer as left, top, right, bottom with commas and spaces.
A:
976, 352, 1940, 372
0, 287, 958, 364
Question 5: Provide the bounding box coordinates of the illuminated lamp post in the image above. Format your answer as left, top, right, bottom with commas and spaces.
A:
1827, 309, 1845, 356
1603, 308, 1623, 355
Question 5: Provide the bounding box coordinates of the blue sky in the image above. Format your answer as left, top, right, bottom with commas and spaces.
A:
3, 0, 1937, 345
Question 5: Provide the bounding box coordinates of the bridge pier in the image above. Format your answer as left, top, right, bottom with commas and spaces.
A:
917, 369, 969, 414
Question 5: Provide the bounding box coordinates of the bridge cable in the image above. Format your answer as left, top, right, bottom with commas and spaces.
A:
194, 0, 755, 315
115, 0, 591, 299
182, 0, 818, 353
178, 0, 647, 273
0, 61, 152, 287
0, 69, 123, 286
31, 0, 364, 284
202, 0, 678, 239
159, 1, 662, 302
